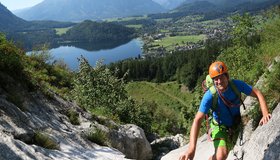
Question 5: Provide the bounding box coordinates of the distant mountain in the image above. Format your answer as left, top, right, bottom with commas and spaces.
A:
152, 0, 185, 9
171, 0, 280, 17
0, 3, 29, 32
15, 0, 166, 22
174, 1, 219, 13
229, 0, 280, 13
179, 0, 280, 9
183, 0, 246, 8
149, 0, 280, 21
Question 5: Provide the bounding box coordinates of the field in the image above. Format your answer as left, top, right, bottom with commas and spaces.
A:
105, 15, 147, 22
55, 27, 72, 35
152, 34, 206, 50
125, 24, 142, 29
126, 81, 193, 111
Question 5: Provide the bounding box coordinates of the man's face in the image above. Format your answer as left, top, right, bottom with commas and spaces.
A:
213, 74, 229, 92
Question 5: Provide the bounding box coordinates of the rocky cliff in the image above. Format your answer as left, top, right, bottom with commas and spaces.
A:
0, 72, 152, 160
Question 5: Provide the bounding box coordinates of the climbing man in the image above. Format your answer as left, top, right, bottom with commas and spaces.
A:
179, 61, 271, 160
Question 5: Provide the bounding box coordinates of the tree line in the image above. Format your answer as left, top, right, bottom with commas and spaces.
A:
108, 38, 223, 90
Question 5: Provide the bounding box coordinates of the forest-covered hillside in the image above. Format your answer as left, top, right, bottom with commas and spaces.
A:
62, 20, 136, 43
0, 3, 29, 32
149, 0, 280, 20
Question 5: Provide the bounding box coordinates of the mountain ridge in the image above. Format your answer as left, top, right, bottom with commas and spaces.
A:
15, 0, 166, 22
152, 0, 185, 9
0, 3, 29, 32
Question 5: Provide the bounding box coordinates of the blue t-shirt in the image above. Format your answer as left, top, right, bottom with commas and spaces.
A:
199, 79, 253, 127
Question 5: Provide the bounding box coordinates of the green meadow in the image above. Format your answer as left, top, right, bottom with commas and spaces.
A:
55, 27, 72, 35
152, 34, 206, 50
126, 81, 193, 111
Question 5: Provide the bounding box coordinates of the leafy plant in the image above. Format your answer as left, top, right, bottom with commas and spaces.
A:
72, 56, 129, 115
218, 13, 263, 83
24, 44, 73, 99
230, 13, 258, 47
0, 33, 24, 78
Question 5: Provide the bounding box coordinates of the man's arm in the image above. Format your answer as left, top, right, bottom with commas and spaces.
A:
179, 111, 205, 160
250, 88, 271, 125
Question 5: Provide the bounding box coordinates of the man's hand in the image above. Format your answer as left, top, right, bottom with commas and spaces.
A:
179, 150, 195, 160
259, 114, 272, 125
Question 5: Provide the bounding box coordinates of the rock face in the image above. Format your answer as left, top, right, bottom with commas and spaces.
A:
109, 124, 153, 160
151, 134, 187, 160
161, 134, 214, 160
0, 77, 152, 160
0, 93, 127, 160
228, 103, 280, 160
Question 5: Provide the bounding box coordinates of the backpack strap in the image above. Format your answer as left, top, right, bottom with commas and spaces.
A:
206, 86, 219, 142
228, 80, 246, 110
229, 80, 241, 100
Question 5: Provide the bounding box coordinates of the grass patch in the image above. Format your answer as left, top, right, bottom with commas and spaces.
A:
106, 15, 147, 22
160, 29, 170, 33
55, 27, 72, 35
34, 132, 59, 150
125, 24, 142, 29
66, 109, 80, 125
155, 18, 172, 22
126, 81, 192, 135
152, 35, 206, 50
86, 128, 108, 146
126, 81, 192, 111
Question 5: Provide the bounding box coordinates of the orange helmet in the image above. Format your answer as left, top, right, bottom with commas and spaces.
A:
209, 61, 228, 78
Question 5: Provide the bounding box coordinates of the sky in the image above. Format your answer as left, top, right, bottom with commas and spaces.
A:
0, 0, 43, 11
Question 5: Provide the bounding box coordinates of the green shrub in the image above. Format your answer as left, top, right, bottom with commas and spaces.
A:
34, 132, 60, 150
66, 109, 80, 125
0, 33, 24, 78
86, 128, 108, 146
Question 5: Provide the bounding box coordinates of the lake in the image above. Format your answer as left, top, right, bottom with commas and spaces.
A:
49, 38, 143, 71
